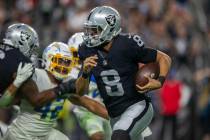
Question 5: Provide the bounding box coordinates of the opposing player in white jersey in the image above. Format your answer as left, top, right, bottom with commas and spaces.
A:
3, 42, 108, 140
68, 32, 111, 140
4, 42, 106, 140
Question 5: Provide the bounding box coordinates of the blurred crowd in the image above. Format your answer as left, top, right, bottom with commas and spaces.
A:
0, 0, 210, 140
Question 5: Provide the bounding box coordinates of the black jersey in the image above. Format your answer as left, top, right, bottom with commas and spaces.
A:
0, 43, 31, 94
79, 33, 157, 117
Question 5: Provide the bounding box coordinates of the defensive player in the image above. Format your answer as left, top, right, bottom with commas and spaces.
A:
0, 23, 38, 108
3, 42, 75, 140
3, 42, 108, 140
76, 6, 172, 140
68, 32, 111, 140
0, 26, 83, 113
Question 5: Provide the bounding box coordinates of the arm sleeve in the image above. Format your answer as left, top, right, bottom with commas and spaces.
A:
0, 91, 14, 107
128, 34, 157, 63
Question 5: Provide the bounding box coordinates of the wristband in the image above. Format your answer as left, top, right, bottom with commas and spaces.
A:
53, 80, 76, 97
158, 76, 166, 85
82, 72, 90, 79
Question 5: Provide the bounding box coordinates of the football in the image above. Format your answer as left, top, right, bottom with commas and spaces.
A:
136, 62, 160, 87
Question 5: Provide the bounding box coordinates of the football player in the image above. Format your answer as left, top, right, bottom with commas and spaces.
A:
0, 23, 38, 108
3, 42, 108, 140
68, 32, 111, 140
0, 24, 71, 110
76, 6, 172, 140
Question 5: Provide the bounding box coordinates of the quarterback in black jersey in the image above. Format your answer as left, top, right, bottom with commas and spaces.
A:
76, 6, 171, 140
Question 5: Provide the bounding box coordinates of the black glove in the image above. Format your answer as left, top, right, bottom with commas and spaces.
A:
54, 79, 76, 97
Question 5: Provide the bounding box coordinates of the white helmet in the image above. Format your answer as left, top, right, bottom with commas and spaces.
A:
42, 42, 74, 80
68, 32, 84, 66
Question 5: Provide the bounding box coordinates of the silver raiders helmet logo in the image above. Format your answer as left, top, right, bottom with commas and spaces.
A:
105, 15, 116, 26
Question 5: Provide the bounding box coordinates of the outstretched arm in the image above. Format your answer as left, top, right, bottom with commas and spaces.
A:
69, 95, 109, 120
20, 78, 76, 108
20, 79, 57, 107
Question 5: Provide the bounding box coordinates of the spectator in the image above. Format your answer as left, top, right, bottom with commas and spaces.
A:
159, 73, 181, 140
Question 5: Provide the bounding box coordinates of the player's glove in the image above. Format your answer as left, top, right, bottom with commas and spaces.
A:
54, 79, 76, 98
13, 62, 34, 88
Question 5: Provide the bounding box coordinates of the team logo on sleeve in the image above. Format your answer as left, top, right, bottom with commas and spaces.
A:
105, 15, 116, 26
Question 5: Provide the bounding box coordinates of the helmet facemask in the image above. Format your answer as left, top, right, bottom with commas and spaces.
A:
49, 54, 73, 80
69, 47, 80, 67
83, 24, 104, 47
19, 42, 39, 57
68, 32, 84, 69
43, 42, 74, 81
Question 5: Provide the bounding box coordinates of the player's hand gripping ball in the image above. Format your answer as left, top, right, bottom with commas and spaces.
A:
136, 62, 160, 92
